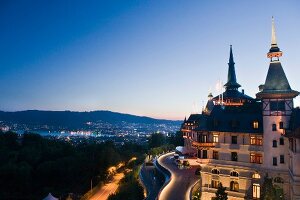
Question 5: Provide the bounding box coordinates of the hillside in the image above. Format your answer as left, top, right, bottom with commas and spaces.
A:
0, 110, 180, 129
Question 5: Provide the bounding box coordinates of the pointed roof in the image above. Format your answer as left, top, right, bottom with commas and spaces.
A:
257, 18, 299, 99
256, 61, 299, 98
263, 61, 291, 91
224, 45, 241, 90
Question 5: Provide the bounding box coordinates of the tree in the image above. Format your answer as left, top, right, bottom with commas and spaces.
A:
148, 133, 165, 148
167, 131, 184, 147
215, 183, 228, 200
261, 175, 284, 200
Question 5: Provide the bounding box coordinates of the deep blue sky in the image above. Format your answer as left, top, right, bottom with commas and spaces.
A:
1, 1, 300, 119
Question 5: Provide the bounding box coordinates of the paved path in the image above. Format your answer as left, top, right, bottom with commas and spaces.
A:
89, 172, 124, 200
140, 164, 164, 200
157, 153, 199, 200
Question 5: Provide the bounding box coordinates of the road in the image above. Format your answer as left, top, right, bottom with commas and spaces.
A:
157, 153, 199, 200
89, 172, 124, 200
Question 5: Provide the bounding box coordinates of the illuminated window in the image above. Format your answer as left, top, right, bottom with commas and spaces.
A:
250, 153, 263, 164
211, 169, 220, 174
230, 171, 239, 177
250, 136, 263, 145
213, 135, 219, 143
252, 173, 261, 179
257, 137, 263, 145
250, 136, 256, 145
253, 121, 259, 129
230, 181, 239, 192
211, 180, 220, 188
253, 183, 260, 199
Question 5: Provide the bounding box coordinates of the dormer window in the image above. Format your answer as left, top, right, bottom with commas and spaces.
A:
253, 121, 259, 129
230, 171, 239, 177
212, 169, 220, 174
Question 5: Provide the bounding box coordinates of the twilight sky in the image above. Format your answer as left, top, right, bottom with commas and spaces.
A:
0, 0, 300, 120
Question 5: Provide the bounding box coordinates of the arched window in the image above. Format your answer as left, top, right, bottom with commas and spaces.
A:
230, 171, 239, 177
230, 181, 239, 191
211, 168, 220, 175
253, 183, 260, 199
252, 173, 261, 179
274, 177, 284, 183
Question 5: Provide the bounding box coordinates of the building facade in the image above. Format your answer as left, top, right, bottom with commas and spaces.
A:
181, 19, 300, 200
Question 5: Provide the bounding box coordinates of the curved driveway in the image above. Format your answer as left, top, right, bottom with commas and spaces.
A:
157, 153, 199, 200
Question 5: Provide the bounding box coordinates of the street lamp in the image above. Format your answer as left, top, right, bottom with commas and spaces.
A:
90, 176, 100, 193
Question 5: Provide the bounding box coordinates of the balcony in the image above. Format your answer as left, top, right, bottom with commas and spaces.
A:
248, 145, 263, 152
192, 141, 216, 148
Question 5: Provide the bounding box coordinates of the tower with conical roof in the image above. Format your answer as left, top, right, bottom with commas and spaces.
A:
256, 18, 299, 175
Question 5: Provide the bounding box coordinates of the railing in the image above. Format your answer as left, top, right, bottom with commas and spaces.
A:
138, 164, 149, 200
154, 153, 173, 200
192, 141, 216, 147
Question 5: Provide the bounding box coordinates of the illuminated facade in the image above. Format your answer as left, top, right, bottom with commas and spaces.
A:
181, 19, 300, 200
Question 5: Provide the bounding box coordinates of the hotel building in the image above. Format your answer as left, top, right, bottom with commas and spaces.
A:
180, 19, 300, 200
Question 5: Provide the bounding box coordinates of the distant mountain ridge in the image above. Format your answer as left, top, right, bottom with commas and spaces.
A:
0, 110, 180, 128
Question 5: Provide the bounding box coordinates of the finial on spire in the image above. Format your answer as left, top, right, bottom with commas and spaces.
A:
271, 16, 277, 46
267, 17, 282, 60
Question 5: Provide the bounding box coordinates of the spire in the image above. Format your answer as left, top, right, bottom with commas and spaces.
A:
224, 45, 241, 90
267, 17, 282, 60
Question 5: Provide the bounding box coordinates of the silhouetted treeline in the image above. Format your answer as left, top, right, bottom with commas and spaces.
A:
0, 131, 146, 200
148, 131, 184, 149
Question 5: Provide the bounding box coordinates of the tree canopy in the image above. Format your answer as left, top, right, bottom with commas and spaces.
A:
0, 132, 145, 200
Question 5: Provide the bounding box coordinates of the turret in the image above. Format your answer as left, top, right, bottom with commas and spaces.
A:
257, 18, 299, 178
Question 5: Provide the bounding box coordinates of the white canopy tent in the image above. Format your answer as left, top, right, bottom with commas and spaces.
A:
42, 193, 59, 200
175, 146, 196, 155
